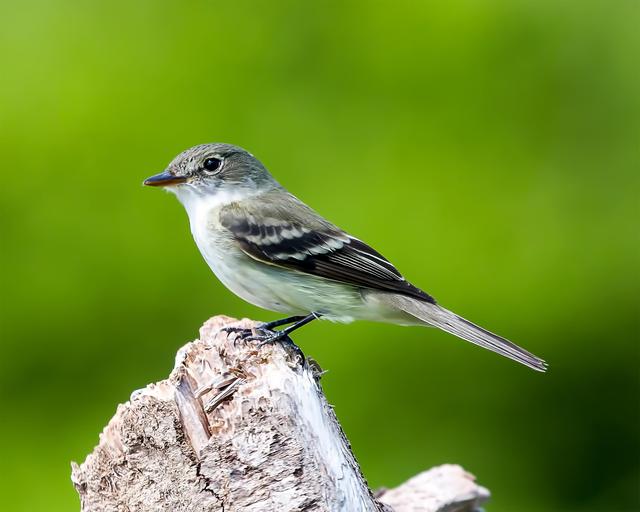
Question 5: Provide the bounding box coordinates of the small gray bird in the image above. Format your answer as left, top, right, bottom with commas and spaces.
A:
145, 143, 546, 371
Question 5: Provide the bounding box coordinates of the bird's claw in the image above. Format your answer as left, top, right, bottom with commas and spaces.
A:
220, 326, 265, 346
256, 331, 289, 346
220, 325, 304, 361
221, 325, 292, 343
220, 326, 306, 364
220, 326, 250, 338
221, 325, 294, 347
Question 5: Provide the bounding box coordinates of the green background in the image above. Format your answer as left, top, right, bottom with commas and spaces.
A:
1, 1, 638, 510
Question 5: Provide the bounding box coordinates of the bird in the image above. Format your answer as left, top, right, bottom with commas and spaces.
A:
144, 143, 547, 372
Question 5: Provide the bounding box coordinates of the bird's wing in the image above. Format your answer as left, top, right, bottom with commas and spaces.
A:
219, 191, 435, 303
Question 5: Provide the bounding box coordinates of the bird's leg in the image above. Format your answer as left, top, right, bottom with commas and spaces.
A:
251, 312, 321, 345
221, 315, 307, 342
222, 313, 321, 348
272, 312, 322, 339
258, 315, 307, 330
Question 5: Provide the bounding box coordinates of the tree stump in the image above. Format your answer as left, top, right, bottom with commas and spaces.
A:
71, 315, 490, 511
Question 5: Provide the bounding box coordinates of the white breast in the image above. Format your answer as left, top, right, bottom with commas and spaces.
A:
171, 185, 372, 322
173, 187, 295, 313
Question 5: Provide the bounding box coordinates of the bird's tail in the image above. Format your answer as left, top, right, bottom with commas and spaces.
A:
390, 295, 547, 372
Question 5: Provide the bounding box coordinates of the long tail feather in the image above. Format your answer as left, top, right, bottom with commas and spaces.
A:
394, 297, 547, 372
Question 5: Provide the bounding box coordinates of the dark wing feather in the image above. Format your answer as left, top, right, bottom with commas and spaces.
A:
220, 193, 435, 303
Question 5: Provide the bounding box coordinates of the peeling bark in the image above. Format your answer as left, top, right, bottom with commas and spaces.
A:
72, 315, 489, 511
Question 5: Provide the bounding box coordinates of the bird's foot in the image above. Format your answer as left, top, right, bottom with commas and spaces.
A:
220, 325, 306, 362
220, 326, 266, 346
250, 331, 289, 346
220, 325, 292, 347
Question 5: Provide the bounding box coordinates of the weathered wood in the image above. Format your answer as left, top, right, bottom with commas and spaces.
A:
71, 315, 489, 511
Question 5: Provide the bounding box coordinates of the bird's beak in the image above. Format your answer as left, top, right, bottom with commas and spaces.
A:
143, 170, 187, 187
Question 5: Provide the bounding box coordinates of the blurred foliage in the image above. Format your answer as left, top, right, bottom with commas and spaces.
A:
0, 0, 638, 511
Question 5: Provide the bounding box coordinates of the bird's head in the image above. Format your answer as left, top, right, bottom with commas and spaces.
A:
144, 143, 278, 203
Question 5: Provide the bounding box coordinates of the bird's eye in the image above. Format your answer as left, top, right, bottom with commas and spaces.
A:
202, 157, 222, 174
